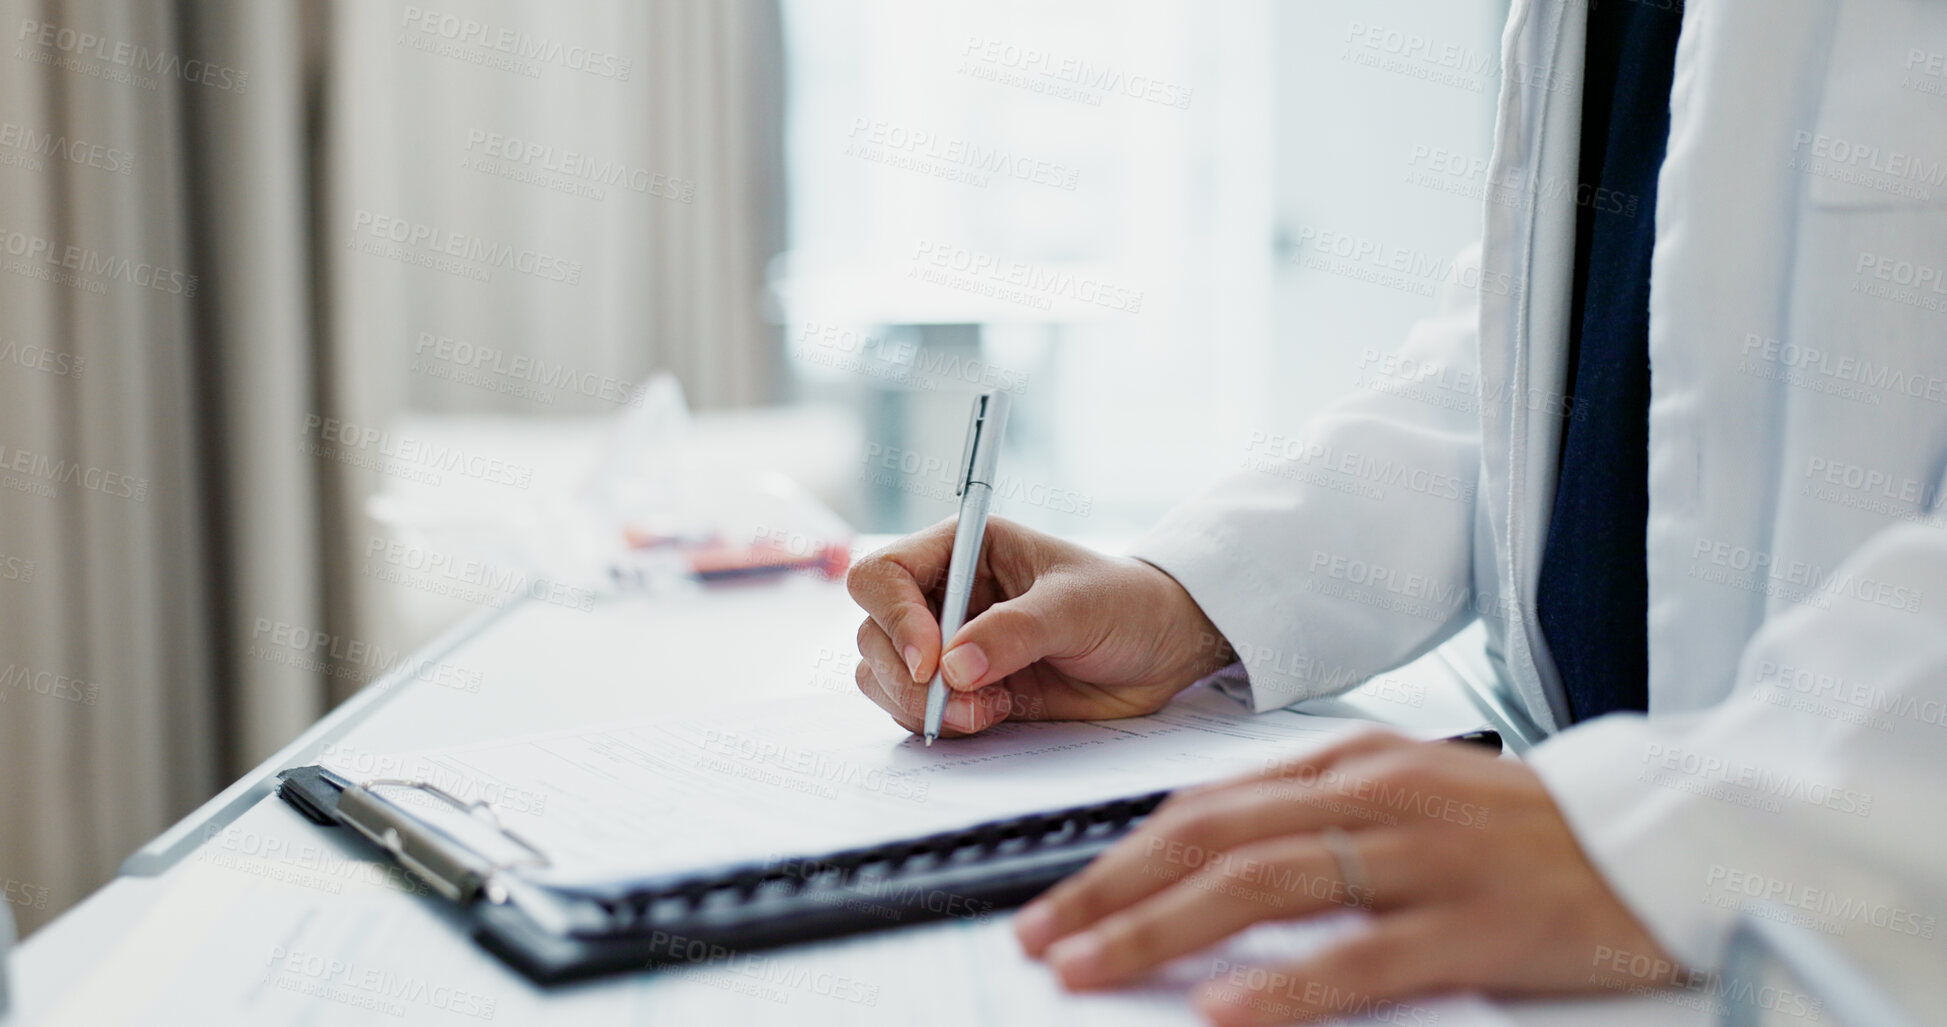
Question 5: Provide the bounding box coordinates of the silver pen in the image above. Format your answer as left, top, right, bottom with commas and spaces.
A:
923, 391, 1011, 745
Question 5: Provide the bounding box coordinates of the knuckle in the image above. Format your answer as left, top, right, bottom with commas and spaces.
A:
1098, 912, 1167, 965
1145, 793, 1226, 843
844, 554, 884, 599
1041, 872, 1114, 928
1138, 802, 1194, 844
856, 618, 877, 650
1124, 827, 1186, 881
1162, 803, 1238, 851
1054, 884, 1111, 929
983, 600, 1037, 635
885, 601, 923, 638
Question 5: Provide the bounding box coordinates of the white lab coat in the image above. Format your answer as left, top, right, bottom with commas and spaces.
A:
1135, 0, 1947, 1001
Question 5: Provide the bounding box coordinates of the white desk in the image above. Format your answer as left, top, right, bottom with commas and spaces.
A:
8, 573, 1696, 1026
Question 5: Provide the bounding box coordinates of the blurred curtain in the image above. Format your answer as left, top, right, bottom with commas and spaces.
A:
328, 0, 785, 419
0, 0, 334, 934
325, 0, 787, 667
0, 0, 785, 934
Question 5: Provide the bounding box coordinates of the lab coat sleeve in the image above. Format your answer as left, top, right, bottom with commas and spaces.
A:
1529, 519, 1947, 978
1128, 268, 1485, 712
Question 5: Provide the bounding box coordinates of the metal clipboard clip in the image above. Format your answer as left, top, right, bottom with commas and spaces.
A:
336, 778, 550, 905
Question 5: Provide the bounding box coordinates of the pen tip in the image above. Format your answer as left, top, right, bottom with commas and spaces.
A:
924, 734, 936, 747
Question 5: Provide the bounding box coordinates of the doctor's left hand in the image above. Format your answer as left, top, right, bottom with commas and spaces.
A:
1013, 731, 1674, 1025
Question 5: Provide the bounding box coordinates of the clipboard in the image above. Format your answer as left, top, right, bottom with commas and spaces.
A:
275, 763, 1170, 985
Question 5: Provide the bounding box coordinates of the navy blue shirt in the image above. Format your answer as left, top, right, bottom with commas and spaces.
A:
1534, 5, 1684, 723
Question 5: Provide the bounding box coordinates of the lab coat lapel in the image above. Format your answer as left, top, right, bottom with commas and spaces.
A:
1478, 0, 1587, 732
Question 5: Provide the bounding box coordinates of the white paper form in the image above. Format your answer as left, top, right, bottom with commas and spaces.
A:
31, 832, 610, 1027
643, 912, 1516, 1027
319, 683, 1451, 889
36, 838, 1516, 1027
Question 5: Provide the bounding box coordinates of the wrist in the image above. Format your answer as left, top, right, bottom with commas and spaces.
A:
1126, 557, 1234, 689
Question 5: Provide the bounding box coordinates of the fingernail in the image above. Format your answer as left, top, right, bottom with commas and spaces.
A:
1014, 902, 1055, 953
1046, 932, 1105, 986
903, 645, 923, 681
941, 644, 988, 688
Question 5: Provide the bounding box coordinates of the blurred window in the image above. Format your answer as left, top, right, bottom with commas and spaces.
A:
778, 0, 1505, 539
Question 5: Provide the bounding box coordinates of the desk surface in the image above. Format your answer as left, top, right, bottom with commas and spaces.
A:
9, 573, 1699, 1026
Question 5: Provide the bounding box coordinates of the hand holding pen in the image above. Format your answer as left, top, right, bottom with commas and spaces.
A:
920, 392, 1010, 744
846, 393, 1234, 741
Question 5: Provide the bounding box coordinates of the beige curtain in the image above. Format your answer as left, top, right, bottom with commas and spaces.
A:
0, 0, 784, 934
324, 0, 786, 674
327, 0, 784, 419
0, 0, 332, 934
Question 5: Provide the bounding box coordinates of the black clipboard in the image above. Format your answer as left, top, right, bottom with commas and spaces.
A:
275, 764, 1169, 985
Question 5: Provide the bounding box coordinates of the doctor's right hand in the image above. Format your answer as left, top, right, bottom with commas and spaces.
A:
847, 517, 1232, 739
